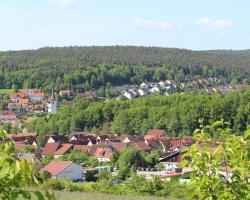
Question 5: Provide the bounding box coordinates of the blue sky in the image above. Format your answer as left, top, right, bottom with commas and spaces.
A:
0, 0, 250, 50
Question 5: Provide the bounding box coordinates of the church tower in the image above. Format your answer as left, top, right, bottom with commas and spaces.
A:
48, 89, 57, 114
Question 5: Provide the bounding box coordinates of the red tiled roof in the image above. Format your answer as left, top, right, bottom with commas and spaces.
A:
144, 130, 169, 140
42, 142, 61, 156
13, 133, 37, 138
74, 145, 89, 153
111, 143, 128, 152
31, 92, 44, 97
119, 135, 143, 143
93, 147, 113, 159
10, 92, 25, 99
2, 114, 16, 121
41, 160, 72, 176
77, 92, 96, 98
46, 135, 69, 143
60, 90, 71, 95
88, 144, 110, 156
54, 143, 73, 155
130, 141, 151, 151
14, 143, 26, 151
19, 98, 29, 104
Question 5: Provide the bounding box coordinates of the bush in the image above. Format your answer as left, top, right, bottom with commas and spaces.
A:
41, 170, 52, 181
85, 170, 98, 182
40, 176, 188, 199
41, 179, 65, 190
42, 155, 54, 166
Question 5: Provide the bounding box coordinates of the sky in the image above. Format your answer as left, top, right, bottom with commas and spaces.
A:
0, 0, 250, 51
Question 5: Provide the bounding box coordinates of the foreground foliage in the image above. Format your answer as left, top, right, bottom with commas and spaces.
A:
40, 175, 188, 199
182, 121, 250, 200
0, 129, 54, 200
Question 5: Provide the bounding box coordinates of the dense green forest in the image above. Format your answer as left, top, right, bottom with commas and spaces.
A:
26, 88, 250, 146
0, 46, 250, 93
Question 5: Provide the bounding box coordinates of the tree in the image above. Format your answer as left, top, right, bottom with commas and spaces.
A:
117, 148, 141, 179
182, 120, 250, 200
0, 129, 54, 199
60, 150, 89, 164
42, 155, 54, 166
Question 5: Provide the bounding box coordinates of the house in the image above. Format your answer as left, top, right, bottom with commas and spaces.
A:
170, 136, 194, 150
77, 92, 96, 99
46, 135, 69, 144
1, 114, 17, 124
11, 132, 37, 146
144, 129, 170, 141
73, 145, 89, 153
123, 90, 138, 99
130, 141, 151, 152
159, 81, 167, 87
145, 139, 170, 153
157, 150, 183, 171
163, 92, 170, 96
111, 143, 128, 152
23, 88, 44, 102
140, 82, 149, 89
42, 142, 61, 157
14, 143, 27, 152
96, 134, 120, 144
138, 88, 148, 96
9, 92, 25, 102
93, 147, 113, 162
88, 144, 110, 156
42, 142, 73, 157
119, 135, 143, 143
32, 105, 44, 113
19, 98, 29, 106
149, 86, 161, 93
54, 143, 73, 158
59, 90, 71, 96
41, 160, 83, 181
68, 132, 92, 143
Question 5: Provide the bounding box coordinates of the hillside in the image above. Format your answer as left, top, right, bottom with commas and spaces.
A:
0, 46, 250, 90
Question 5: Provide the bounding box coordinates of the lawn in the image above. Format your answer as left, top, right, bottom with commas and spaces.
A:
53, 191, 177, 200
19, 191, 178, 200
0, 89, 13, 95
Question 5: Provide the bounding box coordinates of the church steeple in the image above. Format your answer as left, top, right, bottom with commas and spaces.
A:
48, 88, 57, 114
51, 88, 55, 100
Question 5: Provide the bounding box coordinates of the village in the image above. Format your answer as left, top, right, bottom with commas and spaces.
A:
0, 78, 247, 184
7, 128, 195, 182
120, 77, 247, 99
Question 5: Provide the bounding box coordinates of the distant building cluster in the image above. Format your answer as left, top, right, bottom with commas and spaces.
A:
121, 77, 248, 99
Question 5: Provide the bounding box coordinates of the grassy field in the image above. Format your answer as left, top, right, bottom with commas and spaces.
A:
0, 89, 13, 95
19, 191, 178, 200
53, 191, 177, 200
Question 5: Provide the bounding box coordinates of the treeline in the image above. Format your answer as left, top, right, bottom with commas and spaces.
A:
26, 89, 250, 146
0, 46, 250, 92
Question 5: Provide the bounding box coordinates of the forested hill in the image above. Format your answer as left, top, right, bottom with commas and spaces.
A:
0, 46, 250, 90
1, 46, 250, 70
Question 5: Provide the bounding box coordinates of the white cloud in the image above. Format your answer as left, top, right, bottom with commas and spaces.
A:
48, 0, 78, 6
133, 18, 174, 30
215, 20, 233, 29
195, 17, 233, 29
195, 17, 211, 26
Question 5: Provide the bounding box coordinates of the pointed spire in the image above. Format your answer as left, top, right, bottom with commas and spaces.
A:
51, 87, 55, 100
